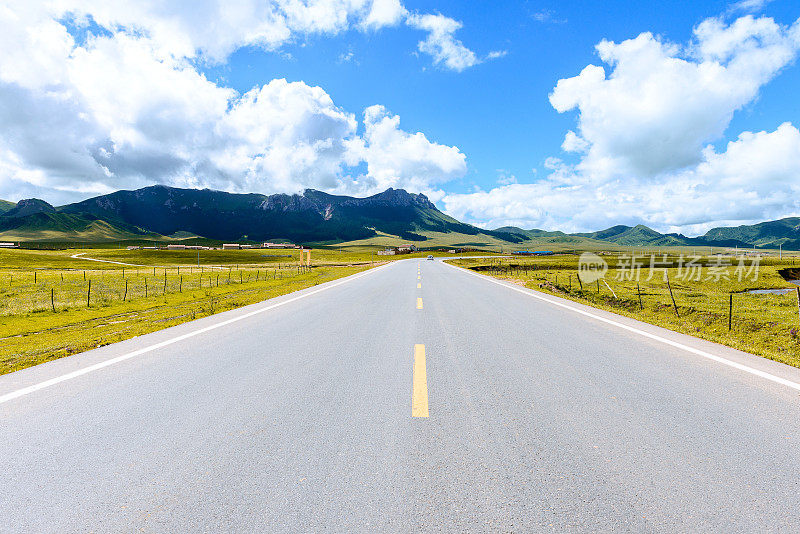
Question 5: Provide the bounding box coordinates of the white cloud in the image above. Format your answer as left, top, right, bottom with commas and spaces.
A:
360, 0, 407, 30
550, 15, 800, 180
51, 0, 412, 63
486, 50, 508, 60
531, 9, 566, 24
0, 1, 468, 204
443, 15, 800, 234
352, 105, 467, 192
729, 0, 774, 14
406, 13, 480, 71
443, 122, 800, 234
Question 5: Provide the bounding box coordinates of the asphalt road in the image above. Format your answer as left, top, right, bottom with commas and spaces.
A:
3, 258, 800, 532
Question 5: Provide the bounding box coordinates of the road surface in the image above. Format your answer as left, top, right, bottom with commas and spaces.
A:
2, 258, 800, 532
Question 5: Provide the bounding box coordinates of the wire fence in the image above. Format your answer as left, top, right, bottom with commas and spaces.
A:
0, 263, 314, 316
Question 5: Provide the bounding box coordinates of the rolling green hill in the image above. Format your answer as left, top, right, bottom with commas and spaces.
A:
701, 217, 800, 250
0, 199, 15, 215
0, 211, 164, 242
575, 224, 691, 247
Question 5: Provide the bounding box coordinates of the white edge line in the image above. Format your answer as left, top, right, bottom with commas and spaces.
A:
444, 261, 800, 393
0, 262, 391, 405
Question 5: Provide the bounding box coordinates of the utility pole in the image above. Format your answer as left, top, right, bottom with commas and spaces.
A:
197, 249, 200, 268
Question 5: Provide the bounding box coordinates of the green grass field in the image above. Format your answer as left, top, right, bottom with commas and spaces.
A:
0, 248, 380, 375
449, 253, 800, 369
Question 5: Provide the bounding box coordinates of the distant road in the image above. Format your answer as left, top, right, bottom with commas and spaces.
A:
70, 251, 145, 266
70, 251, 227, 269
3, 259, 800, 532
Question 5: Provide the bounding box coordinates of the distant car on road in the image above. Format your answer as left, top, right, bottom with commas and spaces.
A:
427, 255, 434, 260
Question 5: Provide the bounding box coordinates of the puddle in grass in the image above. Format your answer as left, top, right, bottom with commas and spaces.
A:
747, 280, 800, 295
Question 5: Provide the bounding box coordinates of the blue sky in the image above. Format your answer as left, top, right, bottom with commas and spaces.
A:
1, 0, 799, 233
202, 0, 800, 194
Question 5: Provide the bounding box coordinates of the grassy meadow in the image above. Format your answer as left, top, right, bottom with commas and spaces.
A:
0, 247, 385, 375
449, 253, 800, 369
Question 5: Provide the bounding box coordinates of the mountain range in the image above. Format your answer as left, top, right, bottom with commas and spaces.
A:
1, 185, 799, 250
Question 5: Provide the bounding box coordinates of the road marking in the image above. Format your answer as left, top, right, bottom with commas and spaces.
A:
417, 283, 421, 289
417, 297, 423, 309
412, 344, 429, 417
0, 263, 391, 406
445, 262, 800, 393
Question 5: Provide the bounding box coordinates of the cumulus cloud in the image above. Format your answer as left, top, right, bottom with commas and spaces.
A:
406, 13, 488, 71
352, 105, 467, 192
0, 0, 469, 204
444, 15, 800, 234
444, 122, 800, 234
550, 15, 800, 180
54, 0, 410, 63
48, 0, 485, 70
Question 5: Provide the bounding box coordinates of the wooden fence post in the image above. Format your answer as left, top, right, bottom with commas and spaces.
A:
796, 288, 800, 328
637, 284, 643, 310
729, 293, 733, 331
51, 288, 55, 312
124, 279, 128, 302
87, 280, 91, 307
667, 278, 680, 318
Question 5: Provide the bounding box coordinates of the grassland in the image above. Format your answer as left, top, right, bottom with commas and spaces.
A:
0, 248, 385, 375
449, 253, 800, 369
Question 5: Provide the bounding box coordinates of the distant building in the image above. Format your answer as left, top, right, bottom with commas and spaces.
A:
377, 249, 396, 256
262, 242, 296, 249
513, 250, 554, 256
222, 243, 240, 250
240, 244, 253, 249
126, 246, 140, 250
0, 242, 17, 248
167, 244, 186, 250
397, 244, 418, 253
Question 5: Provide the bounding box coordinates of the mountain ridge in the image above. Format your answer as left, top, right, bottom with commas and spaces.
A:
1, 185, 799, 248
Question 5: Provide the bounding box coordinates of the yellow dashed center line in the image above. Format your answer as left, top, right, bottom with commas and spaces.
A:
416, 297, 423, 309
417, 283, 421, 289
412, 344, 429, 418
